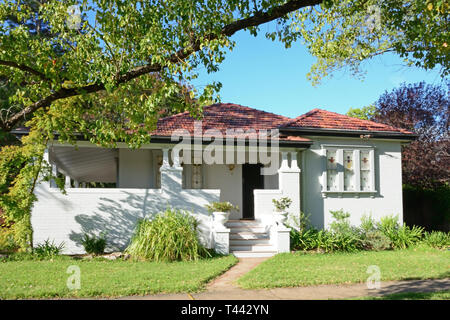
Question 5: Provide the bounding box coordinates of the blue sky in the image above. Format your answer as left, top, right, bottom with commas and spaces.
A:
193, 30, 444, 118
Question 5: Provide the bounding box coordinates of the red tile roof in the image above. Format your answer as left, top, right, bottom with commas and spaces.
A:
280, 108, 414, 134
13, 104, 415, 141
152, 103, 312, 142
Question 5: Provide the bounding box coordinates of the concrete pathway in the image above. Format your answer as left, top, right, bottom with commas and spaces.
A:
206, 257, 269, 292
119, 258, 450, 300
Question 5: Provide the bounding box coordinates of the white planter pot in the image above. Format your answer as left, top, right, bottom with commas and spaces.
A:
273, 210, 288, 226
213, 211, 230, 229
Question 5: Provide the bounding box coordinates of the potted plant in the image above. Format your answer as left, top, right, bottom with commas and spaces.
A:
205, 201, 239, 228
272, 197, 292, 225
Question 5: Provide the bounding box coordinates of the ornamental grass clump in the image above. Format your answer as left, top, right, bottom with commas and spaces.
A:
423, 231, 450, 249
126, 208, 210, 262
377, 215, 424, 249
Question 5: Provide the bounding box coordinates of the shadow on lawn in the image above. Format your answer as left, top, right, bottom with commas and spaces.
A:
375, 272, 450, 297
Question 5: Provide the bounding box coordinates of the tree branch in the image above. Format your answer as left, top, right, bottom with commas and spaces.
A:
1, 0, 322, 132
0, 59, 50, 82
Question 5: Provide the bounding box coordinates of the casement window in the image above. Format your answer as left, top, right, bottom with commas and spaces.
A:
326, 149, 338, 191
322, 146, 376, 197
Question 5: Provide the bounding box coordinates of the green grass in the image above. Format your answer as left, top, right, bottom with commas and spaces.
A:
0, 255, 237, 299
237, 246, 450, 289
355, 291, 450, 300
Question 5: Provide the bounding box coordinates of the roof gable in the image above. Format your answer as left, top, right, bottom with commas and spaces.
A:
154, 103, 290, 136
280, 108, 413, 134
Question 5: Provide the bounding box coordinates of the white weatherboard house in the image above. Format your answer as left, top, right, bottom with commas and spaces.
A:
17, 104, 415, 257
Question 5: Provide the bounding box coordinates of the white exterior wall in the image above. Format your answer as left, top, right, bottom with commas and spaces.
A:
117, 149, 153, 188
32, 137, 406, 254
32, 149, 220, 254
254, 151, 301, 226
302, 137, 404, 229
203, 164, 243, 220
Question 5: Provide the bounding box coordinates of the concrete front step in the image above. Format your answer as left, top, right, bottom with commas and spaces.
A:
226, 220, 263, 224
230, 244, 275, 252
232, 251, 277, 258
226, 220, 274, 257
229, 239, 270, 246
226, 220, 262, 227
229, 232, 269, 240
228, 226, 268, 233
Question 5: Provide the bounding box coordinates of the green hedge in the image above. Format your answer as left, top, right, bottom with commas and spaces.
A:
403, 184, 450, 232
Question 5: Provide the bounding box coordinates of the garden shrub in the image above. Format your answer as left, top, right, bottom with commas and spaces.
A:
290, 211, 448, 253
290, 228, 319, 251
360, 230, 392, 251
403, 184, 450, 232
205, 201, 238, 213
126, 208, 210, 262
33, 239, 65, 258
359, 214, 392, 251
360, 214, 377, 233
0, 128, 64, 252
290, 210, 363, 252
80, 233, 107, 255
377, 215, 423, 249
328, 210, 362, 252
0, 227, 18, 253
423, 231, 450, 249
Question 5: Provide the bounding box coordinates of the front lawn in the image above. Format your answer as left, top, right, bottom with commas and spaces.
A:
0, 255, 237, 299
237, 247, 449, 289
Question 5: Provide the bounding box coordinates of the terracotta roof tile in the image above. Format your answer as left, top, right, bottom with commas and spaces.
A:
280, 108, 414, 134
152, 103, 312, 143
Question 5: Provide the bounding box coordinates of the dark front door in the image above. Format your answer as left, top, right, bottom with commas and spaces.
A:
242, 163, 264, 220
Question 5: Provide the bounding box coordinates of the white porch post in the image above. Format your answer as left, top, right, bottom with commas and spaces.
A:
51, 164, 58, 188
42, 149, 52, 188
65, 175, 71, 188
273, 151, 301, 253
160, 147, 183, 193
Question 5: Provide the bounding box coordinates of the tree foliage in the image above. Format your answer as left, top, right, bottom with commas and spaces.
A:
296, 0, 448, 85
350, 82, 449, 189
0, 128, 54, 251
0, 0, 448, 142
0, 0, 323, 139
346, 104, 377, 120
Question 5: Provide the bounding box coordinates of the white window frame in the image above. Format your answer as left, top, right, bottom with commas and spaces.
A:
321, 145, 376, 198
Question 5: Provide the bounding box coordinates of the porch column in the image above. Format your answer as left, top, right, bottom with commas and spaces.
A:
161, 148, 170, 168
51, 164, 58, 188
275, 151, 301, 253
160, 148, 183, 193
280, 151, 289, 170
65, 175, 71, 188
42, 149, 53, 188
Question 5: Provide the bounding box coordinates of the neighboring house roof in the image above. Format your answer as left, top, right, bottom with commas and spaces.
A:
280, 108, 414, 134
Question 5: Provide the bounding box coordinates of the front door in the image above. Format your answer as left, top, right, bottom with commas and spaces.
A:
242, 163, 264, 220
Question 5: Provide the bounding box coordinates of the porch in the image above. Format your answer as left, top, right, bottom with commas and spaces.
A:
33, 143, 302, 256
